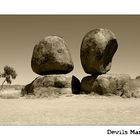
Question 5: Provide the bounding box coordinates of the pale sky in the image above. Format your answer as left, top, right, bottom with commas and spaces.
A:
0, 15, 140, 85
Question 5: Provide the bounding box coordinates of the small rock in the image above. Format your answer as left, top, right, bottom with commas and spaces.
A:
71, 75, 81, 94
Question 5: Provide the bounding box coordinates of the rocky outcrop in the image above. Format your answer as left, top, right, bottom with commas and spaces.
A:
80, 28, 118, 75
30, 87, 71, 98
31, 36, 74, 75
81, 74, 131, 96
21, 75, 72, 97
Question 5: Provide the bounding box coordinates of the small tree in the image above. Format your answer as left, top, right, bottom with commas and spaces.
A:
0, 65, 17, 90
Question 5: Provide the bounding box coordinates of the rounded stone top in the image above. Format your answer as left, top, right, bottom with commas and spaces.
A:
80, 28, 118, 75
31, 36, 74, 75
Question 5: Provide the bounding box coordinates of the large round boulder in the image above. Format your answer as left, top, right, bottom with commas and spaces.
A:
80, 28, 118, 74
31, 36, 74, 75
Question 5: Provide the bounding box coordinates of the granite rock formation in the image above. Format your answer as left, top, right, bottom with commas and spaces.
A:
80, 28, 118, 75
31, 36, 74, 75
81, 74, 131, 96
21, 75, 72, 97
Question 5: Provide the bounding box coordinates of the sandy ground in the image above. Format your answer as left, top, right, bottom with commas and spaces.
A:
0, 94, 140, 125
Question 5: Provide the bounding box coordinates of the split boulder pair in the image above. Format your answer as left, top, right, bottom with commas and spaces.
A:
22, 28, 118, 96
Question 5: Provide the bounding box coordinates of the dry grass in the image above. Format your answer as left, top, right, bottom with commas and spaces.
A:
0, 89, 21, 99
0, 94, 140, 125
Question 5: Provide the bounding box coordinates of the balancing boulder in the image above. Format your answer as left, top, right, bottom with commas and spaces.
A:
80, 28, 118, 75
31, 36, 74, 75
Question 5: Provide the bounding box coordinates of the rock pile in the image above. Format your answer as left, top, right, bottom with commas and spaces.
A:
22, 29, 140, 98
81, 74, 131, 95
22, 36, 74, 97
81, 73, 140, 98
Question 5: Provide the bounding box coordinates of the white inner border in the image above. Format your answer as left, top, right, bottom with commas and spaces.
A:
0, 0, 140, 140
0, 0, 140, 14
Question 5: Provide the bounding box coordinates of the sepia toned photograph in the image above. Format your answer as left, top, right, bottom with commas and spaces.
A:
0, 15, 140, 125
